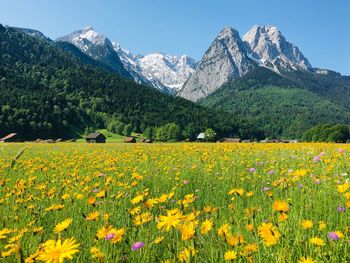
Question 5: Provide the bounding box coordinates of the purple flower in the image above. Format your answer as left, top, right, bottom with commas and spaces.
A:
105, 233, 115, 240
298, 183, 303, 188
268, 170, 274, 175
92, 189, 99, 193
131, 241, 145, 251
98, 173, 106, 177
249, 168, 256, 173
328, 232, 339, 241
262, 187, 271, 191
315, 179, 321, 185
313, 156, 321, 162
183, 180, 189, 185
337, 206, 345, 212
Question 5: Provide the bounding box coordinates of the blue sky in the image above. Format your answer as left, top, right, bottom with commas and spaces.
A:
1, 0, 349, 75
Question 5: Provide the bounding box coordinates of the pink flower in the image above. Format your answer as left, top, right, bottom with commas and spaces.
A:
249, 168, 256, 173
313, 156, 321, 162
105, 233, 115, 240
328, 232, 339, 241
131, 242, 145, 251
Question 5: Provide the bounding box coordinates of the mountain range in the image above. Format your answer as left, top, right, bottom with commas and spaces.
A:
57, 26, 197, 94
2, 23, 350, 139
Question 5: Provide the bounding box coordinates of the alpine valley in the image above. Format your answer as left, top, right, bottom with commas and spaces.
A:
1, 23, 349, 140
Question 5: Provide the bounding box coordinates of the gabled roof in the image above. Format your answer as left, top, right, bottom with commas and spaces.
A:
0, 133, 17, 141
197, 133, 205, 139
86, 132, 105, 139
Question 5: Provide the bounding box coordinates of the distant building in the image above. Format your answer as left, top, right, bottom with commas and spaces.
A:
124, 137, 136, 143
217, 138, 241, 143
140, 138, 153, 143
86, 133, 106, 143
196, 133, 206, 141
0, 133, 22, 142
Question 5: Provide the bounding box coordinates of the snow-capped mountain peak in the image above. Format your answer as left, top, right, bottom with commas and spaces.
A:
112, 44, 197, 93
57, 26, 131, 78
243, 25, 312, 72
58, 26, 197, 94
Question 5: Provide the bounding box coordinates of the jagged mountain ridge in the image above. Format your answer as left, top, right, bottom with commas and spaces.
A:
243, 25, 312, 72
58, 26, 197, 94
178, 27, 256, 101
56, 26, 132, 79
178, 25, 316, 101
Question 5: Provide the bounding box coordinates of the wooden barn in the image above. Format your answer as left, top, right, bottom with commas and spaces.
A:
0, 133, 22, 142
196, 133, 206, 142
140, 138, 153, 143
86, 132, 106, 143
124, 137, 136, 143
217, 138, 241, 143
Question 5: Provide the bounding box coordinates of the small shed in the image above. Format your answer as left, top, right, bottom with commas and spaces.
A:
86, 132, 106, 143
124, 137, 136, 143
218, 138, 241, 143
140, 138, 153, 143
196, 133, 206, 142
0, 133, 21, 142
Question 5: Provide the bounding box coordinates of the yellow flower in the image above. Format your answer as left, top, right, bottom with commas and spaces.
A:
131, 194, 144, 205
200, 219, 213, 234
218, 223, 231, 237
153, 236, 164, 244
334, 231, 344, 239
54, 218, 72, 234
272, 200, 289, 213
36, 237, 80, 262
178, 247, 196, 262
278, 212, 288, 222
90, 247, 104, 261
226, 234, 245, 247
109, 228, 126, 244
258, 223, 281, 246
309, 237, 325, 246
242, 243, 258, 255
156, 210, 182, 231
301, 220, 313, 229
246, 224, 254, 231
298, 256, 315, 263
224, 250, 237, 261
86, 211, 100, 221
318, 221, 326, 230
228, 188, 244, 196
181, 222, 195, 240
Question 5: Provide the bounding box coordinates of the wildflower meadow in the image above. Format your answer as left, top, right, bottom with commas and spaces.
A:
0, 143, 349, 262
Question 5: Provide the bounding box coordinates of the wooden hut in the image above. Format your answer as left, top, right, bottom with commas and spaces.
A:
217, 138, 241, 143
0, 133, 22, 142
196, 133, 206, 142
124, 137, 136, 143
86, 133, 106, 143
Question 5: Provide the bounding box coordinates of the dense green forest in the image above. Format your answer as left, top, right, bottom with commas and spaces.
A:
200, 67, 350, 138
0, 25, 258, 140
302, 124, 350, 143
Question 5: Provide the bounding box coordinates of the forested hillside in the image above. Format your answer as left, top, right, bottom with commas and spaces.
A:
200, 67, 350, 138
0, 25, 251, 140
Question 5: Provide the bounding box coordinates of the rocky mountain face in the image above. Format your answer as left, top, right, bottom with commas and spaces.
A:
58, 27, 197, 94
243, 25, 312, 72
178, 25, 316, 102
56, 26, 132, 78
178, 27, 256, 102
